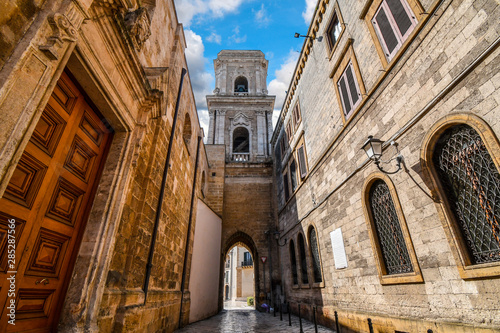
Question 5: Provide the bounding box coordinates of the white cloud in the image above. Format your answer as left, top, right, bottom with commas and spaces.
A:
268, 50, 299, 129
254, 4, 270, 26
184, 30, 213, 136
206, 31, 221, 44
302, 0, 317, 25
174, 0, 246, 26
229, 26, 247, 44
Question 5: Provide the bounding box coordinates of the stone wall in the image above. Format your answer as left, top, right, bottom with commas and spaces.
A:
273, 0, 500, 332
0, 0, 214, 331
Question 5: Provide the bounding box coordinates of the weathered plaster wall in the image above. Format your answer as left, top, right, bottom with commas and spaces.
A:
188, 199, 222, 323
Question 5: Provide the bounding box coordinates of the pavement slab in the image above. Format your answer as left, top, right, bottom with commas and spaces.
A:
176, 309, 337, 333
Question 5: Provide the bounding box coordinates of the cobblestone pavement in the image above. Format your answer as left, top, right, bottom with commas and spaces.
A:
176, 309, 336, 333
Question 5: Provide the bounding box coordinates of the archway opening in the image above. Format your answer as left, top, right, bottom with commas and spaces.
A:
234, 76, 248, 92
233, 127, 249, 153
223, 242, 256, 310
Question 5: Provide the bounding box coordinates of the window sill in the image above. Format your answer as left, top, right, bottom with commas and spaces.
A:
379, 271, 424, 285
458, 262, 500, 280
312, 281, 325, 288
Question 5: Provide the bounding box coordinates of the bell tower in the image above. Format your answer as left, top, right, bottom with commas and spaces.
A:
207, 50, 275, 163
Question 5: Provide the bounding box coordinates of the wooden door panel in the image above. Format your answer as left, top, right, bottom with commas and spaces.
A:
0, 71, 112, 332
30, 105, 67, 157
79, 112, 104, 147
24, 228, 70, 278
45, 177, 85, 227
0, 213, 26, 273
3, 152, 48, 209
63, 136, 97, 183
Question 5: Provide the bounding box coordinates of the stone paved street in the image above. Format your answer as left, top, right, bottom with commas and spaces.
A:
176, 309, 336, 333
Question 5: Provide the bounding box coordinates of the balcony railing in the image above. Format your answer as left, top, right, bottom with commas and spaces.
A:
241, 260, 253, 267
232, 153, 249, 162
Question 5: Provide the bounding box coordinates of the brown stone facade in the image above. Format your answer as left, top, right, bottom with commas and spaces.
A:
272, 0, 500, 332
0, 0, 213, 331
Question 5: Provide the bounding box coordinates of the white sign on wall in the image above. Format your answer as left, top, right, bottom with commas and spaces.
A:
330, 228, 348, 269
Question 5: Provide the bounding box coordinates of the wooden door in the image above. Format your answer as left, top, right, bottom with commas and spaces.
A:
0, 72, 113, 332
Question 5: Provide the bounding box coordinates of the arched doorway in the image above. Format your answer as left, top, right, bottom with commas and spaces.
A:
220, 231, 260, 311
223, 243, 255, 309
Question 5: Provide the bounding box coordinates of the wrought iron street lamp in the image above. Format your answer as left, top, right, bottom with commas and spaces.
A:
274, 231, 287, 247
294, 32, 323, 42
361, 136, 403, 174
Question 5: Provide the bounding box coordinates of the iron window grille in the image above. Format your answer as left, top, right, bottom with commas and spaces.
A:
309, 228, 323, 283
290, 240, 299, 285
298, 234, 309, 284
369, 180, 413, 274
433, 124, 500, 264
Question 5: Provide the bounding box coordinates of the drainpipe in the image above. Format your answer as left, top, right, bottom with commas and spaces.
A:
143, 68, 187, 304
178, 135, 202, 328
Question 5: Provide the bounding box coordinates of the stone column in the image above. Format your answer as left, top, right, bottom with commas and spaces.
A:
256, 111, 266, 156
216, 110, 226, 144
266, 111, 273, 157
208, 110, 215, 144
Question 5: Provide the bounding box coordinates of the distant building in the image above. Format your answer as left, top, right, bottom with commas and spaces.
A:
271, 0, 500, 332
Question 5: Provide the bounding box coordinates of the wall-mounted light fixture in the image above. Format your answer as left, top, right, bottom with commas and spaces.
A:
361, 136, 403, 174
274, 231, 287, 247
294, 32, 323, 42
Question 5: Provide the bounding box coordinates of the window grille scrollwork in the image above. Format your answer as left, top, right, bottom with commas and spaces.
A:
433, 125, 500, 264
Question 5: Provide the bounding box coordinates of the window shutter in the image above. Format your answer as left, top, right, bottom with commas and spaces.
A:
386, 0, 413, 37
373, 5, 398, 55
346, 64, 360, 106
283, 173, 290, 202
338, 75, 351, 116
297, 145, 307, 178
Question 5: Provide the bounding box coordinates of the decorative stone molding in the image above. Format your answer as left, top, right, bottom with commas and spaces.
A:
233, 113, 251, 127
39, 13, 78, 60
124, 7, 151, 51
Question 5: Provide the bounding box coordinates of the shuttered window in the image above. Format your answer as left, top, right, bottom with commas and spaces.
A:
292, 103, 301, 128
283, 172, 290, 202
290, 158, 298, 192
337, 62, 361, 118
371, 0, 416, 61
297, 145, 307, 179
286, 122, 293, 142
327, 13, 342, 51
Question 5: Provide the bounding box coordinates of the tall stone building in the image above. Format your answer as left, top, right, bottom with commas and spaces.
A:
0, 0, 221, 331
204, 50, 278, 310
272, 0, 500, 332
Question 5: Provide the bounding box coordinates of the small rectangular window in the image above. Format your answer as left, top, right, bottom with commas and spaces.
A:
297, 145, 307, 179
371, 0, 417, 61
286, 122, 293, 142
337, 62, 361, 119
327, 13, 342, 51
292, 103, 301, 129
290, 159, 298, 192
283, 172, 290, 202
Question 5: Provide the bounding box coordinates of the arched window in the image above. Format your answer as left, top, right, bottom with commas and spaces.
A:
183, 113, 192, 144
369, 179, 413, 275
298, 233, 309, 284
233, 127, 249, 153
200, 171, 206, 196
432, 124, 500, 265
234, 76, 248, 92
308, 226, 323, 283
289, 240, 298, 285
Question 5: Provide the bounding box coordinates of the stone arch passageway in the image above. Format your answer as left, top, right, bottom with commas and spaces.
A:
220, 231, 260, 311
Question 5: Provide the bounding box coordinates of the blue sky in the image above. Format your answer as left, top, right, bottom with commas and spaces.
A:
173, 0, 318, 134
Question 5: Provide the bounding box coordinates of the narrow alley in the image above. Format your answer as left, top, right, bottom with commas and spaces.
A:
175, 309, 336, 333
